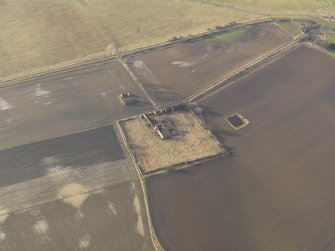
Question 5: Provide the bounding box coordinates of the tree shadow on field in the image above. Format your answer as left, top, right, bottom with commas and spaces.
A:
224, 145, 237, 157
144, 83, 183, 104
134, 99, 151, 107
168, 166, 195, 176
213, 128, 241, 138
212, 129, 238, 157
201, 105, 222, 117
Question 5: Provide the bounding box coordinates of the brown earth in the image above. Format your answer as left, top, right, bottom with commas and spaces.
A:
129, 23, 292, 104
0, 125, 154, 250
147, 46, 335, 251
0, 60, 152, 151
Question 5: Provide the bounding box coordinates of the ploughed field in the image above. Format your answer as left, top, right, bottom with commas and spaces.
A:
147, 46, 335, 251
0, 125, 154, 250
0, 60, 152, 151
128, 23, 292, 104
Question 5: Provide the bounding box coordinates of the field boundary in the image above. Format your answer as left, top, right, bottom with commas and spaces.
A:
121, 18, 273, 58
117, 109, 226, 177
0, 54, 117, 88
115, 109, 228, 250
187, 34, 304, 103
0, 18, 277, 89
304, 41, 335, 60
115, 119, 165, 251
0, 17, 322, 90
116, 54, 158, 108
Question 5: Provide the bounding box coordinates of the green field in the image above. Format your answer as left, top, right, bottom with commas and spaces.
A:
276, 21, 301, 37
209, 29, 247, 43
0, 0, 335, 81
326, 32, 335, 54
327, 33, 335, 43
309, 16, 335, 29
202, 0, 335, 16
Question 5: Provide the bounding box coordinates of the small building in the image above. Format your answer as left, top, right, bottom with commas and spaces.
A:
154, 119, 177, 140
119, 93, 135, 105
140, 112, 178, 140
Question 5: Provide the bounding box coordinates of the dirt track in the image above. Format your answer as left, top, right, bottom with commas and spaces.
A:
0, 60, 152, 151
147, 46, 335, 251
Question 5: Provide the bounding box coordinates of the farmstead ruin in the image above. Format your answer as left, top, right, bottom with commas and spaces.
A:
119, 105, 225, 174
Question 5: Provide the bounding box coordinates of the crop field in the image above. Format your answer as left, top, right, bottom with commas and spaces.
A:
327, 32, 335, 43
146, 46, 335, 250
0, 60, 152, 151
128, 23, 292, 104
0, 125, 154, 250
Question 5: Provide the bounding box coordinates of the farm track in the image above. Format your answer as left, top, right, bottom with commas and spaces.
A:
0, 18, 333, 251
0, 18, 278, 89
187, 34, 304, 102
116, 54, 158, 108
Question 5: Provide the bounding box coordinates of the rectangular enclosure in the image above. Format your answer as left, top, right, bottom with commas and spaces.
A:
120, 110, 224, 174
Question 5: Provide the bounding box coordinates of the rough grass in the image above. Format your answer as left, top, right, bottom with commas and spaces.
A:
307, 16, 335, 29
326, 33, 335, 54
0, 0, 261, 80
209, 29, 247, 43
276, 21, 301, 37
122, 112, 223, 172
200, 0, 335, 16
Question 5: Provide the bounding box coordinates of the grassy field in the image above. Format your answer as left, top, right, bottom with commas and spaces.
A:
326, 32, 335, 54
309, 16, 335, 29
276, 21, 301, 36
0, 0, 261, 80
209, 29, 247, 43
0, 0, 334, 81
326, 33, 335, 43
201, 0, 335, 16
